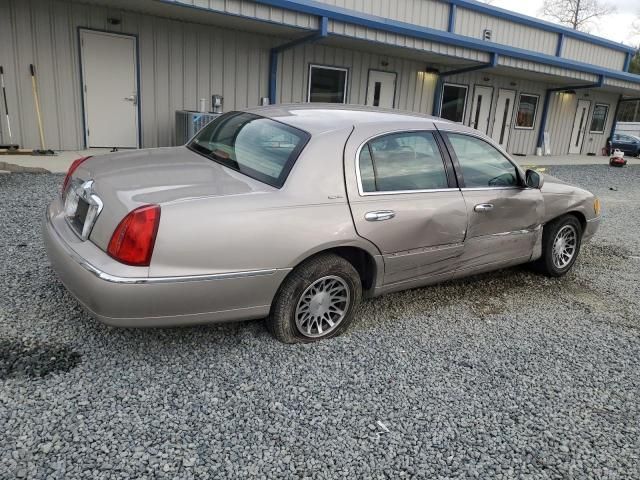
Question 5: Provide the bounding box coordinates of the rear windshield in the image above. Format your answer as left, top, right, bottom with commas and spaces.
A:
188, 111, 310, 188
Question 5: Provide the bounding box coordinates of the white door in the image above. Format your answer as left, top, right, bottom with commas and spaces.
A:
491, 89, 516, 149
366, 70, 396, 108
469, 86, 493, 134
568, 100, 591, 154
80, 30, 139, 148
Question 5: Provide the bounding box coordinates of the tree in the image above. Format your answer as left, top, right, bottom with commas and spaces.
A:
630, 50, 640, 75
541, 0, 615, 32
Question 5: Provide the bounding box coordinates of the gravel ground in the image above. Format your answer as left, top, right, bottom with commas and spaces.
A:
1, 166, 639, 479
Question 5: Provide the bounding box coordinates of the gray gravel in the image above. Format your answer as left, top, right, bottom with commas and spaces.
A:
1, 166, 639, 479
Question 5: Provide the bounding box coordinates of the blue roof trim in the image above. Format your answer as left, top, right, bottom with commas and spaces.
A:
251, 0, 640, 85
449, 0, 636, 54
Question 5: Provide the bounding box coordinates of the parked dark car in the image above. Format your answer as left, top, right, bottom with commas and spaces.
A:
610, 133, 640, 157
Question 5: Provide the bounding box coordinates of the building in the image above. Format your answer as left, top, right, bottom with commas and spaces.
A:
1, 0, 640, 156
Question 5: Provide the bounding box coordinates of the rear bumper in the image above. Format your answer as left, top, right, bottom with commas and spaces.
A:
583, 216, 601, 243
43, 200, 288, 327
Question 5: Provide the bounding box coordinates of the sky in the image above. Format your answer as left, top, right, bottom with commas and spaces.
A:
489, 0, 640, 47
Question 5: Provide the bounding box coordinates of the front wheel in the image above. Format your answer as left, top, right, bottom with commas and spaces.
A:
532, 215, 583, 277
267, 253, 362, 343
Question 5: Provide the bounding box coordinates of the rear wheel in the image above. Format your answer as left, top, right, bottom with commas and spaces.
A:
532, 215, 583, 277
267, 253, 362, 343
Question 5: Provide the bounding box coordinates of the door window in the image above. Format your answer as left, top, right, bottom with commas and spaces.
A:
447, 133, 519, 188
308, 65, 348, 103
358, 131, 449, 193
589, 104, 609, 133
441, 84, 468, 123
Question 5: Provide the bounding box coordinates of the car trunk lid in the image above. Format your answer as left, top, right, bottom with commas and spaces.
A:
69, 146, 275, 251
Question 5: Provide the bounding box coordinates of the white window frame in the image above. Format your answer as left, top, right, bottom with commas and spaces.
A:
514, 93, 540, 130
307, 64, 349, 103
589, 103, 610, 134
440, 83, 468, 124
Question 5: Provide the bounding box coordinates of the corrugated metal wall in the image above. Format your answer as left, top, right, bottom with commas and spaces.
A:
562, 37, 625, 72
316, 0, 449, 30
440, 70, 547, 155
546, 90, 617, 155
498, 56, 598, 83
174, 0, 318, 29
276, 42, 438, 113
0, 0, 280, 150
455, 7, 558, 56
328, 20, 490, 63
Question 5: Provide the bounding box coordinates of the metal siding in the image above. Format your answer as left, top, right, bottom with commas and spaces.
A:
563, 37, 626, 71
315, 0, 449, 30
328, 20, 490, 63
498, 56, 598, 83
173, 0, 318, 29
276, 42, 438, 114
441, 70, 548, 155
454, 7, 557, 56
0, 0, 279, 150
545, 90, 617, 155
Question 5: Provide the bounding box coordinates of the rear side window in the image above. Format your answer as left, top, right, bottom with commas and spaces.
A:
446, 133, 519, 188
188, 111, 310, 188
358, 131, 449, 193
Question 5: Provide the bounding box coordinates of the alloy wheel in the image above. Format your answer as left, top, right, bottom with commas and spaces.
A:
552, 224, 578, 269
295, 275, 350, 338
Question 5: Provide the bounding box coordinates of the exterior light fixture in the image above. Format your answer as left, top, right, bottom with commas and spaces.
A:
425, 67, 440, 75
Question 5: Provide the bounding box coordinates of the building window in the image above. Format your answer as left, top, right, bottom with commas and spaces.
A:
307, 65, 348, 103
515, 94, 539, 129
589, 104, 609, 133
441, 84, 468, 123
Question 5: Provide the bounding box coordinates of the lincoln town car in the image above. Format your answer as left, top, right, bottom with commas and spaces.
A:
44, 105, 601, 342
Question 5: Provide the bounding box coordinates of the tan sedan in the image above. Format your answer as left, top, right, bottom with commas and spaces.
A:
44, 105, 601, 342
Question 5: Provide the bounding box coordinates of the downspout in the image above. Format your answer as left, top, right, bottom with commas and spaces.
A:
432, 53, 498, 117
623, 52, 632, 72
268, 16, 328, 105
536, 75, 604, 153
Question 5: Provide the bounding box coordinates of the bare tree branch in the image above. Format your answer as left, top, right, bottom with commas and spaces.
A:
541, 0, 616, 32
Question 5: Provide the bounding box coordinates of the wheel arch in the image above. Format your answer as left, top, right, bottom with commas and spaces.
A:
284, 242, 383, 296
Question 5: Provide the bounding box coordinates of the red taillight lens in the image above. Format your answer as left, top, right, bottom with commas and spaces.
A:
62, 156, 91, 196
107, 205, 161, 267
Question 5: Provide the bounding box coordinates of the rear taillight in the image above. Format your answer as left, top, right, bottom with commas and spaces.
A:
107, 205, 161, 267
62, 156, 91, 197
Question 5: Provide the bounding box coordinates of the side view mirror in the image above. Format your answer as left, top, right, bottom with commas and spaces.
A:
525, 169, 544, 189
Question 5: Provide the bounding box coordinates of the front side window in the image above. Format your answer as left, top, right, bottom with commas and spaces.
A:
515, 94, 539, 129
358, 131, 449, 193
589, 104, 609, 133
188, 112, 310, 188
446, 133, 519, 188
308, 65, 348, 103
441, 84, 468, 123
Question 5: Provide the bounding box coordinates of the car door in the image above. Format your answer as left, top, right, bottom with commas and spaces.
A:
440, 131, 544, 275
344, 124, 467, 286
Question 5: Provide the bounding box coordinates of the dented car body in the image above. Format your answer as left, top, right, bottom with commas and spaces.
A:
44, 105, 601, 341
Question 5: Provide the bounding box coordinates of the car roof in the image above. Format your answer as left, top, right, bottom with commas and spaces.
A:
244, 103, 462, 135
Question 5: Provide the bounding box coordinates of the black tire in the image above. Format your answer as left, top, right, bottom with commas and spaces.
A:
531, 214, 583, 277
267, 253, 362, 343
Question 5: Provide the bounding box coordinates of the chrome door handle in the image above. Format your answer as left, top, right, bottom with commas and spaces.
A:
474, 203, 494, 212
365, 210, 396, 222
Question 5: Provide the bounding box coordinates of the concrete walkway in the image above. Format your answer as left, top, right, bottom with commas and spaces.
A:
0, 148, 113, 173
1, 149, 639, 173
